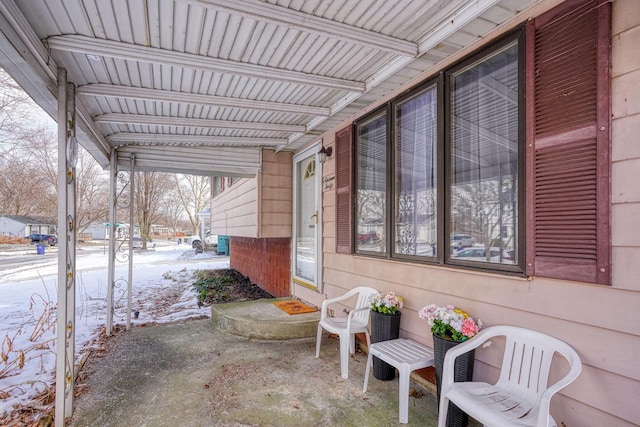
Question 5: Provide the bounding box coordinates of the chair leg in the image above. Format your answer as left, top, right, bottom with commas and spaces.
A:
398, 367, 410, 424
315, 325, 323, 358
437, 396, 449, 427
363, 350, 373, 392
349, 332, 355, 354
339, 332, 350, 379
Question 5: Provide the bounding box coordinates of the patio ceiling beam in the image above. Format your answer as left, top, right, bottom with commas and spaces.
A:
417, 0, 502, 54
119, 161, 259, 177
118, 144, 262, 163
279, 1, 500, 152
116, 146, 261, 177
94, 113, 306, 133
47, 35, 365, 92
77, 84, 330, 117
107, 133, 287, 147
176, 0, 418, 57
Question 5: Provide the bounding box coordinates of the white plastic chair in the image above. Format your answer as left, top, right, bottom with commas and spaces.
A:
438, 325, 582, 427
315, 287, 379, 379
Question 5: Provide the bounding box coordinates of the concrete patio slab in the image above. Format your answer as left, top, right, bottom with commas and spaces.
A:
70, 317, 441, 427
210, 297, 320, 340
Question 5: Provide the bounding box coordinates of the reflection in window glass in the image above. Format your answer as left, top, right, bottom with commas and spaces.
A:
450, 42, 519, 265
394, 85, 438, 258
356, 112, 387, 253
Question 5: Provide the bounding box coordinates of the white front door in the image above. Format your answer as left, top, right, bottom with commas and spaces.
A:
292, 145, 322, 291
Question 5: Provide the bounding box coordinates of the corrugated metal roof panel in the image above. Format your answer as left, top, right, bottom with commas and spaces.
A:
2, 0, 542, 173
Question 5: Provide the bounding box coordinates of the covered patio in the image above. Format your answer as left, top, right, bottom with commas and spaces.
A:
2, 0, 636, 426
70, 314, 444, 426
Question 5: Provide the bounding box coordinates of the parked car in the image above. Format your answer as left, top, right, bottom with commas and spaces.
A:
185, 233, 218, 253
357, 231, 380, 244
503, 249, 516, 261
450, 234, 475, 249
26, 234, 58, 246
452, 247, 501, 262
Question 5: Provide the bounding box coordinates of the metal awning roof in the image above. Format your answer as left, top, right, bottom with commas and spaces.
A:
0, 0, 540, 176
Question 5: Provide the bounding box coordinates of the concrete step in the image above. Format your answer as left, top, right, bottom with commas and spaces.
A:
211, 298, 320, 340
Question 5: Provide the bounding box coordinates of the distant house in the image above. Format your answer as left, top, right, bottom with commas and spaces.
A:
0, 215, 57, 237
83, 222, 179, 241
83, 222, 142, 241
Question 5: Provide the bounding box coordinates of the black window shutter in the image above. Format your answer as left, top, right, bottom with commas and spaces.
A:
526, 0, 611, 284
335, 125, 354, 254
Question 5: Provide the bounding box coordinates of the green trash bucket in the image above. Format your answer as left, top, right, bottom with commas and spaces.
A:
218, 236, 229, 255
36, 244, 46, 255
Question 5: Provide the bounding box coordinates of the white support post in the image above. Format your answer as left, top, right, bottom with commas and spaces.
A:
106, 149, 117, 335
55, 68, 77, 426
126, 154, 135, 329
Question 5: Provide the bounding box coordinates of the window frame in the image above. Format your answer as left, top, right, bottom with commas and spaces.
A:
443, 30, 526, 274
353, 29, 526, 276
353, 107, 391, 258
389, 77, 444, 263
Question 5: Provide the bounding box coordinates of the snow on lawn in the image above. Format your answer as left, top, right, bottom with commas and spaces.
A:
0, 242, 227, 417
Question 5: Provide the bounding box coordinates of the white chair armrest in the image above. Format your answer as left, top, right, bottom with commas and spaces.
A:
535, 354, 582, 419
320, 292, 352, 320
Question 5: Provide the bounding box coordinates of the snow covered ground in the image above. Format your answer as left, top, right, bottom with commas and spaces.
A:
0, 242, 228, 417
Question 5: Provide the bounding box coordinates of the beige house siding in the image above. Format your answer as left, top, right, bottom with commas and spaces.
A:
211, 148, 292, 238
611, 0, 640, 296
211, 177, 258, 238
260, 149, 293, 238
294, 1, 640, 425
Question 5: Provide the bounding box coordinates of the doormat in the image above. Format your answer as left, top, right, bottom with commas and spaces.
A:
273, 300, 317, 315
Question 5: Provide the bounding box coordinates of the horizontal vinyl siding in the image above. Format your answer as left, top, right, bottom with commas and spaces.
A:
211, 178, 258, 238
211, 149, 292, 238
307, 1, 640, 425
260, 149, 292, 238
611, 1, 640, 296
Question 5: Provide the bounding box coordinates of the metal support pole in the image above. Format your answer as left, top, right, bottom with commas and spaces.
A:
126, 154, 135, 329
55, 68, 77, 426
106, 149, 117, 336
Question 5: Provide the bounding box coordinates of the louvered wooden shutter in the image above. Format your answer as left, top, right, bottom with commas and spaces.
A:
526, 0, 611, 284
335, 125, 354, 254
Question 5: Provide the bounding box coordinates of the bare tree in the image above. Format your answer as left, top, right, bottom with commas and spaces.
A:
135, 172, 174, 249
174, 174, 210, 236
0, 69, 56, 216
0, 69, 110, 230
75, 149, 109, 233
0, 69, 43, 155
160, 188, 185, 238
0, 127, 56, 216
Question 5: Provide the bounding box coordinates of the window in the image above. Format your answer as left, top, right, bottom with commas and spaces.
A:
394, 84, 438, 259
448, 41, 520, 267
353, 32, 522, 273
355, 111, 387, 254
341, 0, 611, 283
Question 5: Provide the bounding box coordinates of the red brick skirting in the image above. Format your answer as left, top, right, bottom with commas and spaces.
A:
229, 237, 291, 297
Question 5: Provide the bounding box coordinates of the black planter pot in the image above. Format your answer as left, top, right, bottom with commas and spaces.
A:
433, 333, 475, 427
370, 310, 401, 380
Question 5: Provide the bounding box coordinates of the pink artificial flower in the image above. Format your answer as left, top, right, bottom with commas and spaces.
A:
461, 318, 479, 337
